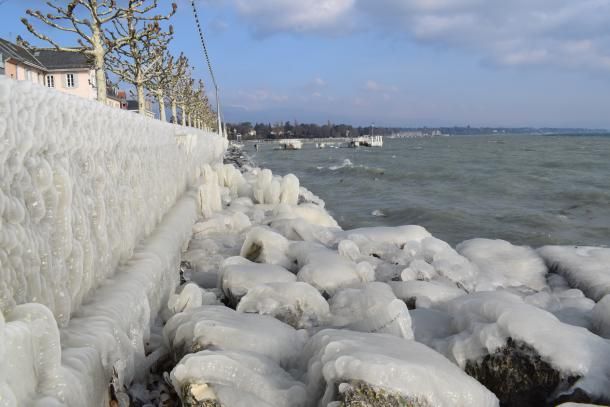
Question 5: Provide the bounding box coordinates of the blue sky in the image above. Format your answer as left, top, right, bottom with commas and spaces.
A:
2, 0, 610, 128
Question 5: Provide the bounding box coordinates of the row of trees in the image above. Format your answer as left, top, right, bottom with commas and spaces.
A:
230, 121, 399, 140
20, 0, 215, 129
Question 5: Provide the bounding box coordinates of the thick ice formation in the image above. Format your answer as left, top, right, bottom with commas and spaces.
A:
171, 350, 308, 407
338, 225, 432, 247
290, 242, 375, 295
236, 282, 330, 329
0, 77, 225, 323
239, 226, 293, 269
303, 329, 499, 406
458, 238, 548, 291
163, 306, 307, 367
592, 295, 610, 339
219, 256, 296, 303
390, 280, 466, 309
438, 291, 610, 401
538, 246, 610, 301
328, 282, 413, 339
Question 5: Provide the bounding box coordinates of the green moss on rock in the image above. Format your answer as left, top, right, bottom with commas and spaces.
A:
336, 380, 431, 407
464, 337, 579, 407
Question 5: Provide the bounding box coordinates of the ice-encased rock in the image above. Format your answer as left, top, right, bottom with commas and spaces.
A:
524, 277, 595, 330
167, 283, 220, 316
592, 295, 610, 339
219, 257, 296, 306
171, 350, 308, 407
291, 242, 375, 296
390, 280, 466, 309
236, 282, 330, 329
240, 226, 293, 270
163, 306, 307, 367
437, 291, 610, 405
328, 282, 413, 339
538, 246, 610, 301
303, 329, 499, 407
338, 225, 432, 248
458, 238, 548, 291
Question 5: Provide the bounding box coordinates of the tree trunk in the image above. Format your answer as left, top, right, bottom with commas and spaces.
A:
181, 105, 186, 126
137, 83, 146, 115
91, 29, 107, 103
171, 100, 178, 123
157, 92, 166, 122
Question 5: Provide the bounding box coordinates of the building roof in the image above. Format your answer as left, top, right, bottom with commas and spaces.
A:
0, 38, 46, 70
33, 48, 91, 70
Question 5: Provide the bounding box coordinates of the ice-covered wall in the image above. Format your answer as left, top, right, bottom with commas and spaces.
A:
0, 77, 226, 324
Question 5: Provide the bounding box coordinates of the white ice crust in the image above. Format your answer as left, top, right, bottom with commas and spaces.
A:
437, 291, 610, 400
538, 246, 610, 301
163, 306, 307, 367
303, 329, 499, 406
236, 282, 330, 329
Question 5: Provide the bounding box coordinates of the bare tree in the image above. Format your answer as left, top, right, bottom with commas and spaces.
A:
21, 1, 124, 102
147, 48, 173, 121
165, 54, 188, 124
107, 1, 176, 115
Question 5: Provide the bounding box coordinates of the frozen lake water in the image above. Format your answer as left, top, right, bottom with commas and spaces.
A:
250, 135, 610, 247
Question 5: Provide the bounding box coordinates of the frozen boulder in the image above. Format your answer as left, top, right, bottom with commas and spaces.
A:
328, 282, 413, 339
163, 306, 307, 367
390, 280, 466, 309
240, 226, 293, 270
438, 291, 610, 406
166, 283, 220, 316
538, 246, 610, 301
458, 238, 548, 291
303, 329, 499, 407
236, 282, 330, 329
171, 350, 308, 407
291, 242, 375, 296
219, 257, 296, 306
592, 295, 610, 339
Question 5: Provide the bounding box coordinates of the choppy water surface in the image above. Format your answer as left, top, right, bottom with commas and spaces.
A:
249, 135, 610, 247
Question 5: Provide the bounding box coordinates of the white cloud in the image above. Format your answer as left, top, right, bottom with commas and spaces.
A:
215, 0, 610, 71
364, 80, 398, 93
232, 0, 355, 35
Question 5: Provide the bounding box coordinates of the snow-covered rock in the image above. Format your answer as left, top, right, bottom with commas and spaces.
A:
291, 242, 375, 296
163, 306, 307, 367
538, 246, 610, 301
328, 282, 413, 339
303, 329, 499, 406
458, 238, 548, 291
171, 350, 308, 407
437, 291, 610, 405
219, 257, 296, 305
240, 226, 293, 269
236, 282, 330, 329
390, 280, 466, 309
592, 295, 610, 339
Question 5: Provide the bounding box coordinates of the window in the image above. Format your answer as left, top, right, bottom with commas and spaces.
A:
26, 69, 32, 81
66, 73, 75, 88
46, 75, 55, 88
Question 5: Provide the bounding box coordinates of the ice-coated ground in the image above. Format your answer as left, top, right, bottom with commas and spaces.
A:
3, 79, 610, 406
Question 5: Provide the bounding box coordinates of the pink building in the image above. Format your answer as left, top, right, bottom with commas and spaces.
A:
0, 37, 121, 108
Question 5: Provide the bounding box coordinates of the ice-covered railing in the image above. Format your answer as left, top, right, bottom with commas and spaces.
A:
0, 76, 226, 324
